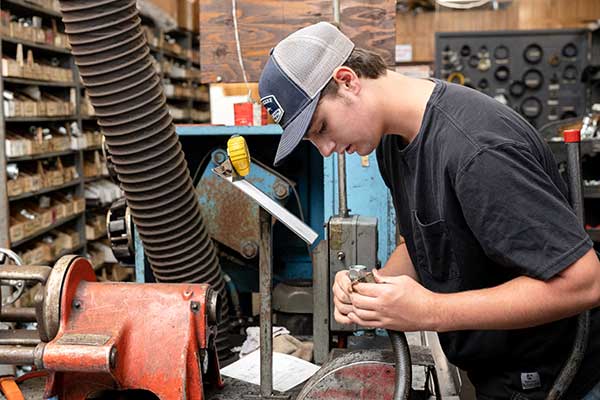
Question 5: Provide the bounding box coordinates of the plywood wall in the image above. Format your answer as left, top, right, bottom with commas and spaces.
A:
199, 0, 395, 83
397, 0, 600, 63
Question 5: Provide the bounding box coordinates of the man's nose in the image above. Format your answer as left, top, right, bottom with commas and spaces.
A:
309, 137, 335, 158
318, 140, 336, 158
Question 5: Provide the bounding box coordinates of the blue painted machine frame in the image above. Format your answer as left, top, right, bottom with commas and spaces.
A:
134, 125, 396, 283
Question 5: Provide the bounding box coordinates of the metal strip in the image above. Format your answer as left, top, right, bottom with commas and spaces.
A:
215, 174, 318, 245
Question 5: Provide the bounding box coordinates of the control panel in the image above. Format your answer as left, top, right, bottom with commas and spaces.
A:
435, 30, 589, 128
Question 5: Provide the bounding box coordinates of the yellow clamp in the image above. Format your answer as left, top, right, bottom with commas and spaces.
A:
227, 135, 251, 177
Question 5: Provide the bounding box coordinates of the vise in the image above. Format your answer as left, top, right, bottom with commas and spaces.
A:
0, 253, 222, 399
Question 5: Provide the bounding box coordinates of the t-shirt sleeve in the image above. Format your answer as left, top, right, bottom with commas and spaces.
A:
455, 143, 593, 280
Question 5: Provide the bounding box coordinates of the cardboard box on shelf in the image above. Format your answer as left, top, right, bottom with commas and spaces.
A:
1, 57, 23, 78
178, 0, 197, 32
84, 150, 102, 177
7, 178, 23, 197
63, 229, 80, 249
5, 134, 31, 158
50, 198, 66, 221
24, 203, 53, 229
9, 217, 25, 243
73, 197, 85, 215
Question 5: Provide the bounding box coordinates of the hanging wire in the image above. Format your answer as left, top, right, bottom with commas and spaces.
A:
231, 0, 252, 101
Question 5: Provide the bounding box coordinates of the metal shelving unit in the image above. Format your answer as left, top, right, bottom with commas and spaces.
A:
144, 18, 209, 124
0, 0, 97, 266
8, 178, 81, 202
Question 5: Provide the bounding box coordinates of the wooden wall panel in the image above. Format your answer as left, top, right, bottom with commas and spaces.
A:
199, 0, 396, 83
396, 0, 600, 63
340, 0, 397, 65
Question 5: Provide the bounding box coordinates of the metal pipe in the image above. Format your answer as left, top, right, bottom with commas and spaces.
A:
0, 265, 51, 284
0, 330, 41, 346
331, 0, 349, 219
259, 208, 273, 397
0, 346, 37, 365
546, 129, 589, 400
0, 307, 37, 322
337, 154, 349, 217
333, 0, 341, 24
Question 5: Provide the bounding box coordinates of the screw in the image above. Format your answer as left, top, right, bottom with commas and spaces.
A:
191, 301, 200, 313
212, 151, 227, 165
73, 300, 81, 310
241, 241, 258, 259
272, 181, 289, 200
337, 251, 345, 261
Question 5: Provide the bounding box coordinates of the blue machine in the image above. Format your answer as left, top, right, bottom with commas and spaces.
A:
135, 125, 396, 286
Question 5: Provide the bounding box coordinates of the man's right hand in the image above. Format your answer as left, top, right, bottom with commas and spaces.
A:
333, 270, 354, 325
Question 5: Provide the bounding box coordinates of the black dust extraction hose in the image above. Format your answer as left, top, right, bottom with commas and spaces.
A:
57, 0, 231, 361
388, 329, 412, 400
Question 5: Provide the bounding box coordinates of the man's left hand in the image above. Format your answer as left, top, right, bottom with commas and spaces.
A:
348, 269, 438, 332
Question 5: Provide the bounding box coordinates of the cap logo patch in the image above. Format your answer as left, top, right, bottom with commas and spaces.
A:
261, 95, 284, 124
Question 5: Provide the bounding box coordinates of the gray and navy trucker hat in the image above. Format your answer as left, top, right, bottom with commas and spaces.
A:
259, 22, 354, 165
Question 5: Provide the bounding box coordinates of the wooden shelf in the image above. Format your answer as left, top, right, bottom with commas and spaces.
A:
84, 175, 109, 183
7, 149, 76, 162
3, 0, 62, 18
12, 212, 84, 247
2, 77, 76, 87
6, 116, 77, 122
1, 37, 70, 55
9, 179, 82, 202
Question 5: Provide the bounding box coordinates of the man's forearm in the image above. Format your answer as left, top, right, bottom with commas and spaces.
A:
380, 242, 419, 281
431, 249, 600, 332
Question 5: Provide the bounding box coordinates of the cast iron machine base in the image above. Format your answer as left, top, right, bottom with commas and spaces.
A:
0, 255, 223, 400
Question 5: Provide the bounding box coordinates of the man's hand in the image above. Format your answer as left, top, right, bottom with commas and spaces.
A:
332, 270, 354, 325
348, 269, 438, 332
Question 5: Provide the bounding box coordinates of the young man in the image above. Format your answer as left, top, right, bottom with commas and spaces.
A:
258, 22, 600, 399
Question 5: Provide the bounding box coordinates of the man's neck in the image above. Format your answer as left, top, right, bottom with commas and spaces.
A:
375, 71, 436, 144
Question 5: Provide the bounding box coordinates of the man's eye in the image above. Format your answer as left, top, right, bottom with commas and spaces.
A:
319, 121, 327, 135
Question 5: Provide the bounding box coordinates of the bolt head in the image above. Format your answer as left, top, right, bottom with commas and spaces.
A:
241, 240, 258, 259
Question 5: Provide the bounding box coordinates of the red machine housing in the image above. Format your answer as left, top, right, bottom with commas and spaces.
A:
40, 256, 223, 399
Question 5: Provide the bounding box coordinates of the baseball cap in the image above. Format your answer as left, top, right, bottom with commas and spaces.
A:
259, 22, 354, 165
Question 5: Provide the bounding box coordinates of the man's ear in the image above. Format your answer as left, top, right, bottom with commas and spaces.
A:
332, 66, 360, 95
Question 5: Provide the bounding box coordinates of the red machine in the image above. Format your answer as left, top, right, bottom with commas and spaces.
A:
0, 255, 223, 399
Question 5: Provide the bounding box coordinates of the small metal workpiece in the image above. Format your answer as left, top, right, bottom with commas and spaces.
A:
348, 265, 376, 287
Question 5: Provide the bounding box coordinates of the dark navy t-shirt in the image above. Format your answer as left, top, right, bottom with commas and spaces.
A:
376, 79, 599, 399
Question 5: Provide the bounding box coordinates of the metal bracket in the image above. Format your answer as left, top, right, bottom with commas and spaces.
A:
212, 160, 318, 245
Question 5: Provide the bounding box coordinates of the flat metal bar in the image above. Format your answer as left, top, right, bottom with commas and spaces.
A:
176, 124, 283, 136
218, 177, 318, 245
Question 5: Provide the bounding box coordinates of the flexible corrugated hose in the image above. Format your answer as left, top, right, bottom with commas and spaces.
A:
388, 329, 412, 400
57, 0, 231, 361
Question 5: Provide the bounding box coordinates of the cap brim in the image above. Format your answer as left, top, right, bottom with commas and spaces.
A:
273, 94, 320, 166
